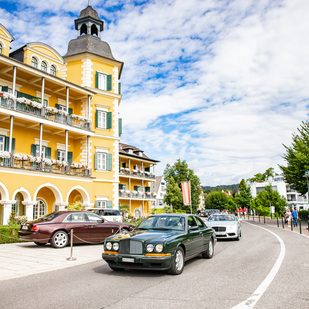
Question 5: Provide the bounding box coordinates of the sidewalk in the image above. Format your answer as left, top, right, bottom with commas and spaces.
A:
0, 242, 103, 281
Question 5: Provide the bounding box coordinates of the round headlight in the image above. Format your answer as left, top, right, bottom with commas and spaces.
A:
155, 244, 163, 253
106, 242, 112, 250
146, 244, 154, 252
113, 242, 119, 251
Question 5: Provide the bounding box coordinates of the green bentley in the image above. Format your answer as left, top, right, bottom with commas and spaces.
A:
102, 213, 216, 275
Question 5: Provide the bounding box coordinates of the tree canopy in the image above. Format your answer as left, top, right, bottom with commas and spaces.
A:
205, 191, 229, 210
234, 179, 253, 210
163, 159, 201, 212
280, 121, 309, 195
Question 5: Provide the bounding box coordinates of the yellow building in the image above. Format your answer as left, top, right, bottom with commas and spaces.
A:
119, 143, 159, 218
0, 5, 124, 224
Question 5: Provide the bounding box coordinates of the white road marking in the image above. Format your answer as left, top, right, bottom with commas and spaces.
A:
231, 222, 286, 309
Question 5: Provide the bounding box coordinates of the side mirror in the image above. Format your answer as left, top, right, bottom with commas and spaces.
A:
189, 226, 198, 232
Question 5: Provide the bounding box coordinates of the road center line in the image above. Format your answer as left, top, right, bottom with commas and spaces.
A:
231, 222, 286, 309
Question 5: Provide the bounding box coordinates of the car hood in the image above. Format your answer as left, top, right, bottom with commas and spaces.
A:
107, 229, 182, 242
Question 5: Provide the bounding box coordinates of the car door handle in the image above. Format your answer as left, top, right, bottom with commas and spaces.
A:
85, 224, 95, 226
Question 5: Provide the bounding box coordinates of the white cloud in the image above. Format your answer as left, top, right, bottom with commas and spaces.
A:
1, 0, 308, 185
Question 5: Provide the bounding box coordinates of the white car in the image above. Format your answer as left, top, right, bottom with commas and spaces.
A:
88, 208, 123, 222
207, 214, 241, 240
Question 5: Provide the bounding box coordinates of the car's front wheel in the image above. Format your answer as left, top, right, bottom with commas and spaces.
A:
168, 246, 184, 275
50, 230, 69, 248
202, 238, 214, 259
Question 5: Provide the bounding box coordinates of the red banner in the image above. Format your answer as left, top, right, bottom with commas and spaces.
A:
181, 181, 191, 205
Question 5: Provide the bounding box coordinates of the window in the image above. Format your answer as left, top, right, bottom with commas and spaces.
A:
50, 65, 56, 76
96, 72, 112, 91
41, 61, 47, 72
96, 110, 112, 129
0, 136, 4, 151
31, 57, 38, 68
31, 144, 51, 159
0, 44, 2, 54
95, 152, 112, 171
34, 199, 46, 219
95, 200, 106, 208
57, 150, 73, 163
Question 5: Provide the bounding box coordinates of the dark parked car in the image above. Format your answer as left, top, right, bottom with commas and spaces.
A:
18, 211, 133, 248
102, 214, 216, 275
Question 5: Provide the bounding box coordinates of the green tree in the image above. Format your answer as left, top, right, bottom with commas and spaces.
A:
280, 121, 309, 195
234, 179, 253, 211
164, 159, 201, 212
251, 185, 287, 216
163, 177, 183, 210
205, 191, 229, 210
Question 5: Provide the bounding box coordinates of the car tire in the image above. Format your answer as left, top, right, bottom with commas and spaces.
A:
50, 230, 69, 248
34, 242, 46, 246
202, 238, 214, 259
236, 231, 241, 241
168, 246, 185, 275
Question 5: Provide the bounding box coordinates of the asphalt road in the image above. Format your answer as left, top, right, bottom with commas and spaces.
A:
1, 222, 308, 309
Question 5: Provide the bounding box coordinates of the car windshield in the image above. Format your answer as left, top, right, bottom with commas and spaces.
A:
137, 216, 185, 231
208, 215, 236, 221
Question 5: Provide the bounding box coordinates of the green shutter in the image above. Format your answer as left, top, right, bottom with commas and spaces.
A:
31, 144, 36, 156
95, 201, 98, 208
55, 104, 60, 110
118, 118, 122, 136
94, 152, 98, 170
96, 71, 99, 89
107, 112, 112, 129
107, 75, 112, 91
145, 167, 150, 172
106, 153, 112, 171
4, 136, 9, 151
134, 186, 138, 191
46, 147, 51, 159
69, 108, 73, 115
95, 110, 99, 128
145, 187, 150, 192
68, 151, 73, 163
2, 86, 9, 92
11, 138, 15, 154
106, 201, 113, 209
118, 82, 121, 94
119, 184, 124, 190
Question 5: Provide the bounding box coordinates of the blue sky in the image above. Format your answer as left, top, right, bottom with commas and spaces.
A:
1, 0, 308, 186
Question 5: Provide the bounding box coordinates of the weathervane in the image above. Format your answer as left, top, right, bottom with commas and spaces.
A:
88, 0, 91, 5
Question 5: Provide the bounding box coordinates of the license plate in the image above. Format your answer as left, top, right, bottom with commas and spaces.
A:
122, 257, 134, 263
22, 225, 28, 230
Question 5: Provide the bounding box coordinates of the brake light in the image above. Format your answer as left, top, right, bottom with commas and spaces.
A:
31, 225, 39, 231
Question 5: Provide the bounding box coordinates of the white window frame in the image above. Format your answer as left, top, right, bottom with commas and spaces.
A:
34, 199, 46, 219
97, 110, 107, 129
97, 72, 108, 91
57, 150, 65, 161
41, 61, 47, 72
97, 152, 106, 170
35, 145, 46, 159
97, 200, 106, 208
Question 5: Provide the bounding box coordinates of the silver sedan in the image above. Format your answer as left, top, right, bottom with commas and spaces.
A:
206, 214, 241, 240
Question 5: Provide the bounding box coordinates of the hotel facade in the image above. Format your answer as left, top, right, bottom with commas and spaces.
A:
0, 5, 126, 224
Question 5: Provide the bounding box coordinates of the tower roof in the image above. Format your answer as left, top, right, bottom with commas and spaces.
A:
79, 5, 99, 19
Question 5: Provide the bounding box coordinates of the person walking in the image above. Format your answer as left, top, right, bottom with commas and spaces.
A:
286, 209, 291, 227
291, 208, 298, 227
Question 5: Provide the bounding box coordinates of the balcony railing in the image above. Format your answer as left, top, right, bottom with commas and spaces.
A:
119, 168, 155, 179
119, 190, 156, 199
0, 153, 92, 177
0, 93, 91, 130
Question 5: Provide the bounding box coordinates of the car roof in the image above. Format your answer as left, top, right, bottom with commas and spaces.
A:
152, 214, 195, 217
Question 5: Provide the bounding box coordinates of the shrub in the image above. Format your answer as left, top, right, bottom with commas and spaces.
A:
298, 210, 309, 221
67, 201, 83, 211
0, 226, 22, 244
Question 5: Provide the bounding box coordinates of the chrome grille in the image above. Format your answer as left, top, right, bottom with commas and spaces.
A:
213, 226, 226, 232
119, 240, 143, 254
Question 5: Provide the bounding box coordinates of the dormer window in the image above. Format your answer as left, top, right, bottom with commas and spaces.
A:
50, 65, 56, 76
41, 61, 47, 72
128, 149, 133, 154
139, 151, 143, 157
31, 57, 38, 68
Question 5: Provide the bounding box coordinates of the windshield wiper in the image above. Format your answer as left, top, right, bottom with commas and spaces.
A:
151, 227, 170, 230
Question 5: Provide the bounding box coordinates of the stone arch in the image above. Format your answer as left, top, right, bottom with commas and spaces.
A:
12, 187, 31, 202
66, 185, 91, 205
34, 183, 63, 204
0, 181, 9, 201
91, 24, 98, 36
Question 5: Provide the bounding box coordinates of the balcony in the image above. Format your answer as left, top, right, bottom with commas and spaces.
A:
119, 190, 156, 200
119, 168, 155, 180
0, 152, 92, 177
0, 91, 91, 130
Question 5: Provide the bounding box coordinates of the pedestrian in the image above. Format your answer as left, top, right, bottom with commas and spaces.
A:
284, 211, 287, 224
291, 208, 298, 227
286, 209, 291, 227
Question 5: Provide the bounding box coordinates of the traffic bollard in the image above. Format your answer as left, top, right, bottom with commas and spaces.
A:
277, 217, 279, 228
282, 218, 284, 229
299, 220, 302, 234
66, 229, 76, 261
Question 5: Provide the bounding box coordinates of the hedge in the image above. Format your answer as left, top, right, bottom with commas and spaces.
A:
0, 226, 23, 244
298, 210, 309, 221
